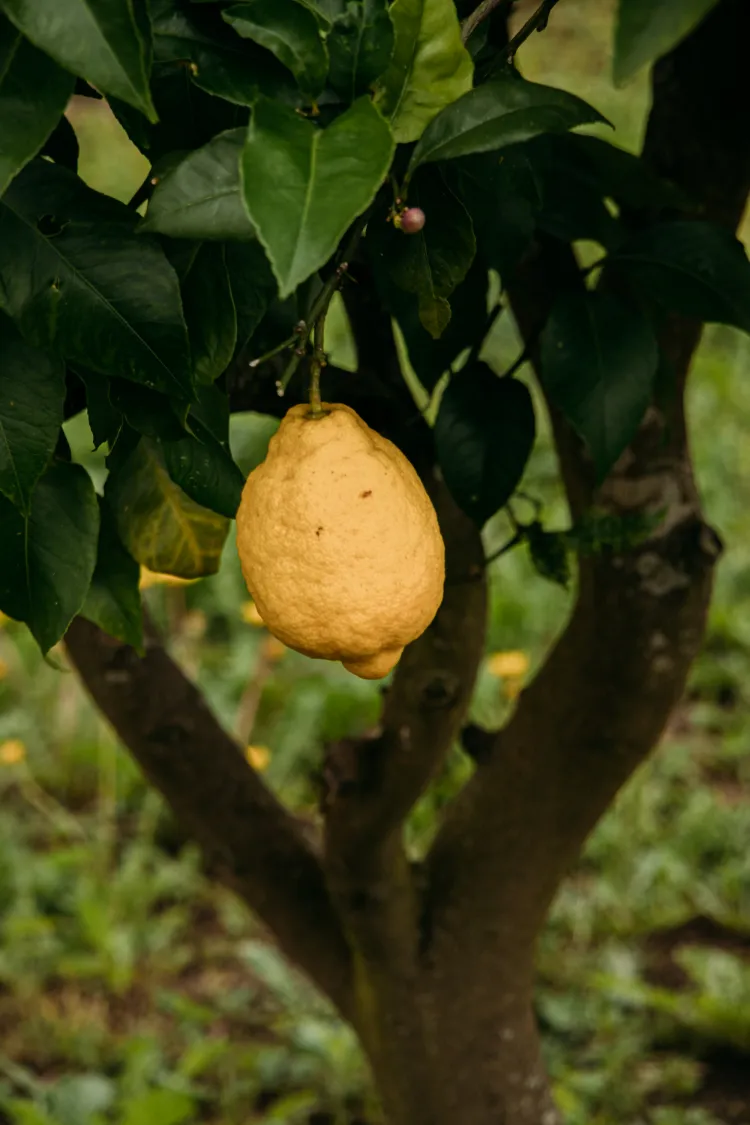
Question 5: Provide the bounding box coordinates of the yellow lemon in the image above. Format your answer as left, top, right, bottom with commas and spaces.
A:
236, 403, 445, 679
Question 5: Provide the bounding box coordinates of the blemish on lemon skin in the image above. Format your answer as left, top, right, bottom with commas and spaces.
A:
360, 490, 372, 498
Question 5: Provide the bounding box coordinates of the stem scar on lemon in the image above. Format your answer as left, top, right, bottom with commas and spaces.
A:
236, 403, 445, 680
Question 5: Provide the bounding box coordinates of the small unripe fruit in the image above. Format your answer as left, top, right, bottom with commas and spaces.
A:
399, 207, 426, 234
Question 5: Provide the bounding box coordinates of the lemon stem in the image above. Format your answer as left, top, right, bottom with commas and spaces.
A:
308, 311, 327, 417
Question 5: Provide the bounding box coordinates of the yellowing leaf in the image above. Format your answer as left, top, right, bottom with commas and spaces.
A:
109, 440, 229, 580
245, 744, 271, 771
0, 658, 8, 680
139, 568, 199, 590
0, 738, 26, 764
486, 651, 529, 679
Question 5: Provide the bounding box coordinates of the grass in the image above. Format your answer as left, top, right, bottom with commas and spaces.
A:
1, 2, 749, 1123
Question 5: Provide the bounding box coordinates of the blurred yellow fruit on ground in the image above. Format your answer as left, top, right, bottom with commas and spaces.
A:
236, 403, 444, 680
0, 739, 26, 765
486, 651, 530, 679
245, 745, 271, 771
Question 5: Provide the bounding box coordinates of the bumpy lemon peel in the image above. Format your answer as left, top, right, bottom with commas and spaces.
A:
236, 403, 445, 679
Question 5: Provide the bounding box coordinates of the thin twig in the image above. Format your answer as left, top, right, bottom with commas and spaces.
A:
277, 211, 371, 395
483, 530, 523, 566
498, 0, 563, 61
461, 0, 512, 44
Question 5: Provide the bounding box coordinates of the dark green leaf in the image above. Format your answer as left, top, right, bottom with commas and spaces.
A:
369, 171, 475, 339
540, 291, 659, 481
0, 0, 156, 119
77, 369, 122, 449
81, 499, 143, 652
190, 382, 231, 447
225, 241, 277, 349
0, 14, 74, 196
614, 0, 720, 86
107, 439, 229, 579
142, 128, 256, 241
109, 382, 188, 442
0, 161, 192, 399
0, 460, 99, 652
434, 363, 536, 526
525, 522, 570, 588
152, 0, 300, 107
182, 243, 237, 385
452, 151, 540, 282
611, 221, 750, 333
562, 134, 686, 211
0, 313, 65, 512
375, 0, 473, 143
516, 135, 623, 249
241, 95, 394, 298
407, 72, 609, 176
327, 0, 394, 102
224, 0, 328, 99
41, 113, 80, 172
383, 256, 490, 390
110, 63, 247, 161
161, 422, 244, 518
298, 0, 346, 23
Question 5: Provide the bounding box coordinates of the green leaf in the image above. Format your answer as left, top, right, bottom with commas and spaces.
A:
160, 423, 244, 518
0, 0, 156, 120
119, 1089, 195, 1125
80, 500, 143, 652
385, 256, 490, 390
225, 241, 277, 349
0, 161, 192, 399
613, 0, 720, 86
434, 363, 535, 526
370, 171, 475, 339
107, 439, 230, 579
241, 95, 394, 298
109, 382, 187, 442
41, 113, 80, 173
452, 152, 539, 283
189, 382, 232, 447
513, 135, 623, 250
182, 243, 237, 384
0, 313, 65, 512
540, 291, 659, 481
78, 369, 122, 450
224, 0, 328, 99
110, 64, 247, 162
327, 0, 394, 102
142, 128, 256, 241
408, 72, 609, 176
375, 0, 473, 143
0, 460, 99, 652
561, 134, 686, 211
525, 522, 571, 589
152, 0, 300, 107
610, 221, 750, 333
0, 14, 74, 196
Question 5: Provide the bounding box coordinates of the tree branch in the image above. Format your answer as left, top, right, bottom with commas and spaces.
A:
64, 616, 354, 1018
424, 0, 750, 977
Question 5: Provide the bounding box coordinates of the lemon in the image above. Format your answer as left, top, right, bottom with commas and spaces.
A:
236, 403, 445, 679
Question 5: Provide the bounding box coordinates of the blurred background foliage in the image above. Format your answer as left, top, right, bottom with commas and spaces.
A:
1, 2, 749, 1123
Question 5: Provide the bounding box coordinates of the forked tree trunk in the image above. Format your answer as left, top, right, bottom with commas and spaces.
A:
65, 4, 750, 1123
